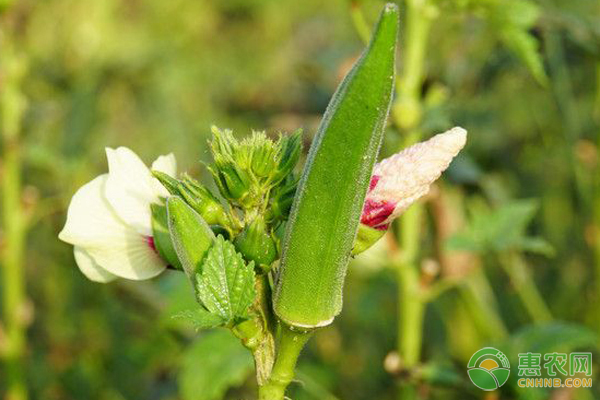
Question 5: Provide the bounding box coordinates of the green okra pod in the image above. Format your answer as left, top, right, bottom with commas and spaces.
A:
273, 4, 399, 328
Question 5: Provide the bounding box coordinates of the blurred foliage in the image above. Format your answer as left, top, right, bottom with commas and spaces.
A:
1, 0, 600, 399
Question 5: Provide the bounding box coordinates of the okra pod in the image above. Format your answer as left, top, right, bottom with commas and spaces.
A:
273, 4, 399, 328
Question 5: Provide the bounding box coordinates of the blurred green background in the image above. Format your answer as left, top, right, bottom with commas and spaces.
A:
1, 0, 600, 399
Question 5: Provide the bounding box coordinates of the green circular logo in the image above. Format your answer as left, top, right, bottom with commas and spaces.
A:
467, 347, 511, 391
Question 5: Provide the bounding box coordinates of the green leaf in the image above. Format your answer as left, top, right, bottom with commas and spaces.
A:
172, 308, 226, 330
179, 330, 253, 400
196, 236, 256, 323
508, 322, 598, 355
483, 0, 548, 86
274, 4, 399, 328
500, 27, 548, 86
446, 199, 554, 255
167, 196, 215, 277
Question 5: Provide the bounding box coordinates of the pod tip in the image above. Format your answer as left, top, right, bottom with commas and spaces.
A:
383, 2, 399, 14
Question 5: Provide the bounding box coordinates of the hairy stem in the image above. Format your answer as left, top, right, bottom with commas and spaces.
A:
258, 326, 312, 400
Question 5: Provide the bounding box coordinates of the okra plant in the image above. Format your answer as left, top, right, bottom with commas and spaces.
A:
58, 4, 467, 399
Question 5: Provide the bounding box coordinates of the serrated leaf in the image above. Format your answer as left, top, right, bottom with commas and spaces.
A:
172, 308, 226, 330
196, 236, 256, 323
179, 330, 253, 400
446, 199, 554, 255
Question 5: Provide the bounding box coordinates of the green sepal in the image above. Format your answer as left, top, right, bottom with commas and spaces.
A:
167, 196, 215, 277
273, 4, 399, 328
195, 235, 256, 324
233, 215, 277, 270
150, 203, 183, 270
151, 170, 180, 195
352, 223, 386, 255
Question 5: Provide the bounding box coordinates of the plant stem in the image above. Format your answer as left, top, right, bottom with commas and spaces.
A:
397, 204, 425, 367
392, 1, 435, 398
1, 43, 28, 400
396, 204, 425, 400
258, 326, 312, 400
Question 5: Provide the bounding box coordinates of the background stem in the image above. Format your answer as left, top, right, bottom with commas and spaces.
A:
393, 1, 434, 398
1, 40, 28, 400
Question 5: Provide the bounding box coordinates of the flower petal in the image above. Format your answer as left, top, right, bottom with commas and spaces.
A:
151, 153, 177, 177
59, 174, 127, 246
151, 153, 177, 197
105, 147, 157, 235
84, 235, 166, 280
58, 175, 167, 280
73, 246, 117, 283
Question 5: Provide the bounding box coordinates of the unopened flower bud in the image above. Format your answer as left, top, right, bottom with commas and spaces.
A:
248, 133, 278, 179
234, 215, 277, 270
268, 175, 297, 222
273, 130, 302, 183
210, 163, 252, 203
178, 175, 229, 226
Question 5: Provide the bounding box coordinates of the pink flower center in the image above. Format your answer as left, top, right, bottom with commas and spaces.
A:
361, 199, 395, 230
146, 236, 157, 252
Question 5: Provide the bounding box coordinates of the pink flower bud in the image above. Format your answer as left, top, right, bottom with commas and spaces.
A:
361, 127, 467, 229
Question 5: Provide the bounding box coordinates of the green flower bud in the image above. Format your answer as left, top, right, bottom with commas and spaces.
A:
234, 215, 277, 270
209, 163, 252, 203
167, 196, 215, 277
273, 130, 302, 183
178, 175, 229, 226
268, 175, 297, 222
249, 134, 278, 179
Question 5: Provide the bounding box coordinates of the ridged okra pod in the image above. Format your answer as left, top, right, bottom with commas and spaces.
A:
273, 4, 399, 328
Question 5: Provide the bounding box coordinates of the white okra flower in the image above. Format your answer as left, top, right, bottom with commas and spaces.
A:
59, 147, 176, 282
361, 127, 467, 229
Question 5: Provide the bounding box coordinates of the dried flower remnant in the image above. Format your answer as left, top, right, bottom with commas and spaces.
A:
361, 127, 467, 230
354, 128, 467, 255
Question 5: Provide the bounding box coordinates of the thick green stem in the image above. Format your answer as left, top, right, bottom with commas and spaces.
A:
258, 326, 312, 400
397, 204, 425, 367
1, 46, 28, 400
397, 204, 425, 400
